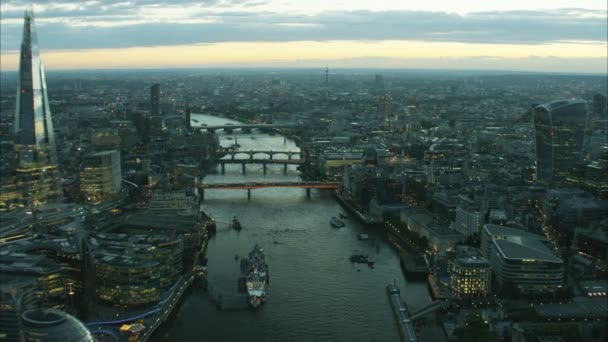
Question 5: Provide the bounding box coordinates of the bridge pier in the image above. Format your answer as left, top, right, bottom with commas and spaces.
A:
263, 163, 267, 174
242, 163, 246, 174
201, 189, 204, 202
220, 163, 225, 174
247, 189, 251, 200
306, 188, 311, 198
288, 153, 292, 160
231, 153, 235, 160
269, 150, 273, 160
283, 164, 287, 174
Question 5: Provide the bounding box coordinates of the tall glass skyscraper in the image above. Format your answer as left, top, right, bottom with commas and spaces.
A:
13, 9, 60, 206
533, 99, 589, 185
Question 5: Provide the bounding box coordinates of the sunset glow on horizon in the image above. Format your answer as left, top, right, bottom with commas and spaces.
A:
1, 0, 606, 72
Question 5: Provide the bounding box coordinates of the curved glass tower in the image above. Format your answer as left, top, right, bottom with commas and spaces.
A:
13, 9, 60, 206
533, 99, 589, 185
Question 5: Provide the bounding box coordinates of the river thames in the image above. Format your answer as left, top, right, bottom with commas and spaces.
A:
152, 114, 444, 342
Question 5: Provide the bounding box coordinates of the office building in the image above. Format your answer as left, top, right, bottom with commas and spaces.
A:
481, 224, 564, 293
0, 254, 68, 311
13, 9, 61, 206
533, 99, 589, 185
454, 206, 482, 236
80, 150, 122, 202
90, 232, 183, 307
448, 246, 491, 298
150, 83, 160, 116
401, 209, 464, 252
0, 279, 37, 341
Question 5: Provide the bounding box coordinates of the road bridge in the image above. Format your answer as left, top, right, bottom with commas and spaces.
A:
223, 150, 303, 160
198, 181, 339, 201
218, 159, 304, 174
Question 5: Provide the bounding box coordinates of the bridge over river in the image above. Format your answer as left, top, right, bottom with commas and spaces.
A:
198, 181, 339, 201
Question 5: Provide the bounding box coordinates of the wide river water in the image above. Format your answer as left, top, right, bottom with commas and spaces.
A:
152, 114, 444, 342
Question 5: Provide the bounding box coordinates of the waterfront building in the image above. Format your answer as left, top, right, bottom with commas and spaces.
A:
148, 189, 198, 214
123, 212, 204, 253
90, 232, 184, 307
151, 83, 160, 116
318, 149, 364, 181
533, 99, 589, 185
401, 209, 464, 252
21, 308, 93, 342
13, 9, 61, 207
481, 224, 564, 293
94, 254, 161, 307
80, 150, 122, 203
448, 246, 491, 298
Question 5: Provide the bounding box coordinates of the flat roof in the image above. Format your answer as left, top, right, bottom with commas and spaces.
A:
484, 224, 548, 241
494, 239, 562, 264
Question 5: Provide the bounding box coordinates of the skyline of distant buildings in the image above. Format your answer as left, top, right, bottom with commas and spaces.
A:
0, 7, 606, 342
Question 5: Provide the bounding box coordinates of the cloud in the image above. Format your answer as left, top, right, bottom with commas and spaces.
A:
0, 2, 606, 50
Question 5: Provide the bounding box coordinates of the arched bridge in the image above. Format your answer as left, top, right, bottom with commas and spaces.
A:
198, 181, 340, 201
218, 158, 305, 175
223, 150, 303, 160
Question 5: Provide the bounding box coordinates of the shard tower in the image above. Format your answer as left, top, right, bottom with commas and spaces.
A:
13, 9, 60, 206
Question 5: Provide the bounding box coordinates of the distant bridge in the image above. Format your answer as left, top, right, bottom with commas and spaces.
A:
198, 181, 339, 201
223, 150, 303, 160
218, 159, 305, 174
200, 123, 299, 132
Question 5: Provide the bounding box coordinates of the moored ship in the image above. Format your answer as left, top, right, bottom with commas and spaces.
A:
244, 244, 268, 308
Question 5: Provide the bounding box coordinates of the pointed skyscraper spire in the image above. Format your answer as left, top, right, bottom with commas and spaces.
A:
15, 8, 55, 149
12, 8, 61, 206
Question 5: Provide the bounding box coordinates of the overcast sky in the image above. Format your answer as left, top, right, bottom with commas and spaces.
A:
1, 0, 606, 72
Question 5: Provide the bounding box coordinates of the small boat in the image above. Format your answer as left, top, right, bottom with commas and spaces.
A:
350, 254, 374, 267
358, 233, 369, 241
330, 217, 345, 228
231, 216, 242, 230
235, 254, 239, 260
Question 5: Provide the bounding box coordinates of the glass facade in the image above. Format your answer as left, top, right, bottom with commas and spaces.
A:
12, 9, 60, 206
449, 258, 491, 298
533, 99, 589, 185
80, 150, 122, 202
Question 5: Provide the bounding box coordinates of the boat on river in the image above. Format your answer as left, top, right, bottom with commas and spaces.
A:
244, 244, 268, 308
330, 217, 345, 228
231, 216, 242, 230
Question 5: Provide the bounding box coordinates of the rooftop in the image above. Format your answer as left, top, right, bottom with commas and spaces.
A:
493, 238, 562, 264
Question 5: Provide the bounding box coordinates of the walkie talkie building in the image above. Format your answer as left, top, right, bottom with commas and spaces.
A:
533, 99, 589, 185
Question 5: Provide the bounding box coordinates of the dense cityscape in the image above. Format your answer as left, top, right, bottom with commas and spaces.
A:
1, 5, 607, 342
